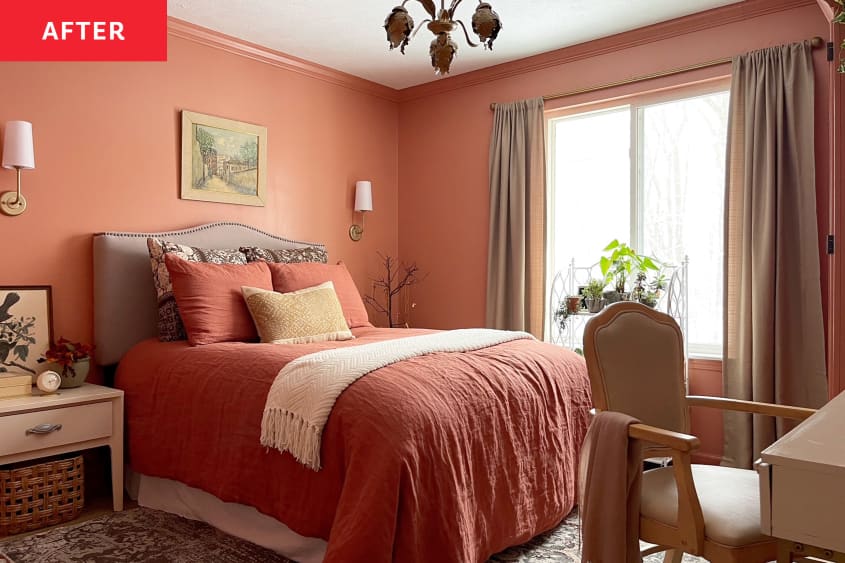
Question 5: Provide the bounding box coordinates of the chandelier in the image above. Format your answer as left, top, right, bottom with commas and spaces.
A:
383, 1, 502, 76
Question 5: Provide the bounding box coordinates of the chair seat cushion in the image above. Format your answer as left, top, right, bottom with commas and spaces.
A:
641, 464, 770, 547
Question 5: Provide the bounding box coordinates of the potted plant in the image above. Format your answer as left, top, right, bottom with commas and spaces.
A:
582, 278, 606, 313
566, 295, 582, 314
599, 240, 660, 298
39, 338, 94, 389
631, 267, 669, 308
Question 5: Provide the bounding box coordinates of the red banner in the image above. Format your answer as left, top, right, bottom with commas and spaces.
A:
0, 0, 167, 61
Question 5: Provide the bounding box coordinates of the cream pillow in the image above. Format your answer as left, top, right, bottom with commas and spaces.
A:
242, 282, 353, 344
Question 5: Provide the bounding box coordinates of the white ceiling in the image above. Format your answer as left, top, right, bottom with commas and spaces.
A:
168, 0, 744, 90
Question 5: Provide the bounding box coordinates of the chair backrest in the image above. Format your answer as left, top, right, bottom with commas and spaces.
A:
583, 302, 689, 434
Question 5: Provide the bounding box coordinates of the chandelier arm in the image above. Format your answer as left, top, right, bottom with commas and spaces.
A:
455, 19, 479, 47
417, 0, 437, 18
411, 19, 432, 39
448, 0, 464, 19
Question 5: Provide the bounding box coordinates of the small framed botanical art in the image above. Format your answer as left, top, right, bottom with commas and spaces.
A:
0, 286, 52, 379
180, 110, 268, 207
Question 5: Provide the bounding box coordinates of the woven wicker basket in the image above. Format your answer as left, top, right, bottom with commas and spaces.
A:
0, 455, 84, 536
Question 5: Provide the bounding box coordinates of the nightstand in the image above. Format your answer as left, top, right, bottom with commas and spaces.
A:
0, 383, 124, 511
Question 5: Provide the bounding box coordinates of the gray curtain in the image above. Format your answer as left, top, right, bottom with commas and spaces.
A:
486, 98, 547, 338
722, 41, 827, 468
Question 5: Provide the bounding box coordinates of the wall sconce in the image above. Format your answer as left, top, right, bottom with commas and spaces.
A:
349, 180, 373, 241
1, 121, 36, 217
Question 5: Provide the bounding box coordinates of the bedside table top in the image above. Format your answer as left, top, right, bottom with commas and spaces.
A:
0, 383, 123, 416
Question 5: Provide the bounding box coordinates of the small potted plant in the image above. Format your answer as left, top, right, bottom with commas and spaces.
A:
582, 278, 607, 313
566, 295, 582, 314
39, 338, 94, 388
633, 270, 667, 308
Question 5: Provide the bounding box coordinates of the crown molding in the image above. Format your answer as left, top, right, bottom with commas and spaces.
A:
167, 17, 400, 103
398, 0, 818, 102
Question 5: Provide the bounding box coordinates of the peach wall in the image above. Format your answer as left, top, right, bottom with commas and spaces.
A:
0, 33, 399, 373
397, 3, 832, 461
397, 3, 830, 332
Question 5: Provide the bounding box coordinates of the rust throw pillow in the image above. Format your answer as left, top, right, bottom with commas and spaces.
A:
164, 254, 272, 345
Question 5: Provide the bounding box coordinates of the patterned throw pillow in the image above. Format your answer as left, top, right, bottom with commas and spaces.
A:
239, 246, 327, 264
241, 282, 353, 345
147, 237, 247, 341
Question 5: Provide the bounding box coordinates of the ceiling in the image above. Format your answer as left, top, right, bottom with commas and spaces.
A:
167, 0, 745, 90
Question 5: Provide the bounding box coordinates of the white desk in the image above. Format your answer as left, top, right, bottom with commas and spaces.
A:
758, 391, 845, 562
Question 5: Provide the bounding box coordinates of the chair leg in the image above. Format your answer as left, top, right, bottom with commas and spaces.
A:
663, 549, 684, 563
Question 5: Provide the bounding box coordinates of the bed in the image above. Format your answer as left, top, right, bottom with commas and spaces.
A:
93, 222, 592, 563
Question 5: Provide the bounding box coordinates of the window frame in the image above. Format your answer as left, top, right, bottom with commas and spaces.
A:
545, 77, 731, 359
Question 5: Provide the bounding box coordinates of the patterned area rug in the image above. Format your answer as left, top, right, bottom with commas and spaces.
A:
0, 507, 705, 562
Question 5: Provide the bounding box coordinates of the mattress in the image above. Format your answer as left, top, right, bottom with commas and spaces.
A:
115, 326, 592, 563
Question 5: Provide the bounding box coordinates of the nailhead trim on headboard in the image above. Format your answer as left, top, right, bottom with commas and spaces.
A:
96, 221, 325, 250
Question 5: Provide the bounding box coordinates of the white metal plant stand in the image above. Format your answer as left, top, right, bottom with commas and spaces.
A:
547, 257, 689, 361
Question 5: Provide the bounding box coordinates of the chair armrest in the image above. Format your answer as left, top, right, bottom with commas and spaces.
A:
629, 423, 705, 554
629, 423, 701, 453
686, 395, 816, 421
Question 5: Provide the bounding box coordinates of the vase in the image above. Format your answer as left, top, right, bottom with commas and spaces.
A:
47, 358, 90, 389
585, 297, 606, 313
566, 296, 582, 314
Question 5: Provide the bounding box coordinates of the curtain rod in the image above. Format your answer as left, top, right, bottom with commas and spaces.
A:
489, 36, 825, 111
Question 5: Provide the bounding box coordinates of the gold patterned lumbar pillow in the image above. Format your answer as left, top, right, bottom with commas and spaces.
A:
242, 282, 354, 345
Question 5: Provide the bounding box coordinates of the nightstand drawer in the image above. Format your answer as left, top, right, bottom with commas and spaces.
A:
0, 401, 112, 457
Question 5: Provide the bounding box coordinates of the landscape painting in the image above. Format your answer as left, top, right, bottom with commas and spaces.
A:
0, 286, 52, 381
180, 111, 267, 206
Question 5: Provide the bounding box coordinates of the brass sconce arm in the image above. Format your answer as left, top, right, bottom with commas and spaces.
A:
0, 168, 27, 216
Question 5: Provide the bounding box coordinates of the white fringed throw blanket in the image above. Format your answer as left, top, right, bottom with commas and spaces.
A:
260, 328, 534, 470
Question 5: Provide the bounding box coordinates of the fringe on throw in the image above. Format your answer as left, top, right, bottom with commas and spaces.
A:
261, 408, 323, 471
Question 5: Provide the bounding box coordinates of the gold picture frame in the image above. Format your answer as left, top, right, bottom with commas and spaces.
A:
180, 110, 267, 207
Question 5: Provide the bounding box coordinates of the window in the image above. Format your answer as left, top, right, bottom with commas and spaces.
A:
547, 85, 730, 357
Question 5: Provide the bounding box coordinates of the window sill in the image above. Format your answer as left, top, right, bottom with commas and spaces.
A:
689, 352, 723, 361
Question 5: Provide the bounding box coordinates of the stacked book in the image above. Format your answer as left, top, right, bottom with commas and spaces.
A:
0, 373, 33, 398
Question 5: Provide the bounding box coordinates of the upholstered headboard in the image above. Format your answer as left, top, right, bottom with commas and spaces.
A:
92, 222, 325, 366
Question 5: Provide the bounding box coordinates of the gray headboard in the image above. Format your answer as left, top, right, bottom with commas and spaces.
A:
93, 222, 325, 366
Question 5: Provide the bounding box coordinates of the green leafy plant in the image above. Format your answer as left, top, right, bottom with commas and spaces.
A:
38, 338, 94, 378
582, 278, 606, 300
599, 240, 659, 293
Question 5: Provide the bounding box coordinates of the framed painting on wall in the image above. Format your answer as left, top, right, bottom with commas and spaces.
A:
180, 110, 268, 207
0, 286, 52, 379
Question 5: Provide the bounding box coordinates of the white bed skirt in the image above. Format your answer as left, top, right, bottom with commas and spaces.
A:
129, 470, 327, 563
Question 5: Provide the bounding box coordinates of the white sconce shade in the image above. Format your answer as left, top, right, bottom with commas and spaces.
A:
350, 180, 373, 241
2, 121, 35, 170
354, 181, 373, 212
0, 120, 35, 216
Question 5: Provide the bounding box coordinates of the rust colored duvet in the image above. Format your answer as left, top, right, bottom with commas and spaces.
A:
116, 327, 592, 563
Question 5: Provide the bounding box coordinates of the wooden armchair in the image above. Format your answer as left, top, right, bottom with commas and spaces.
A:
582, 302, 815, 563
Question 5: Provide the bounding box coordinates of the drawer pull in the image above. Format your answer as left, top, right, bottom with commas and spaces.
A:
26, 423, 63, 435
